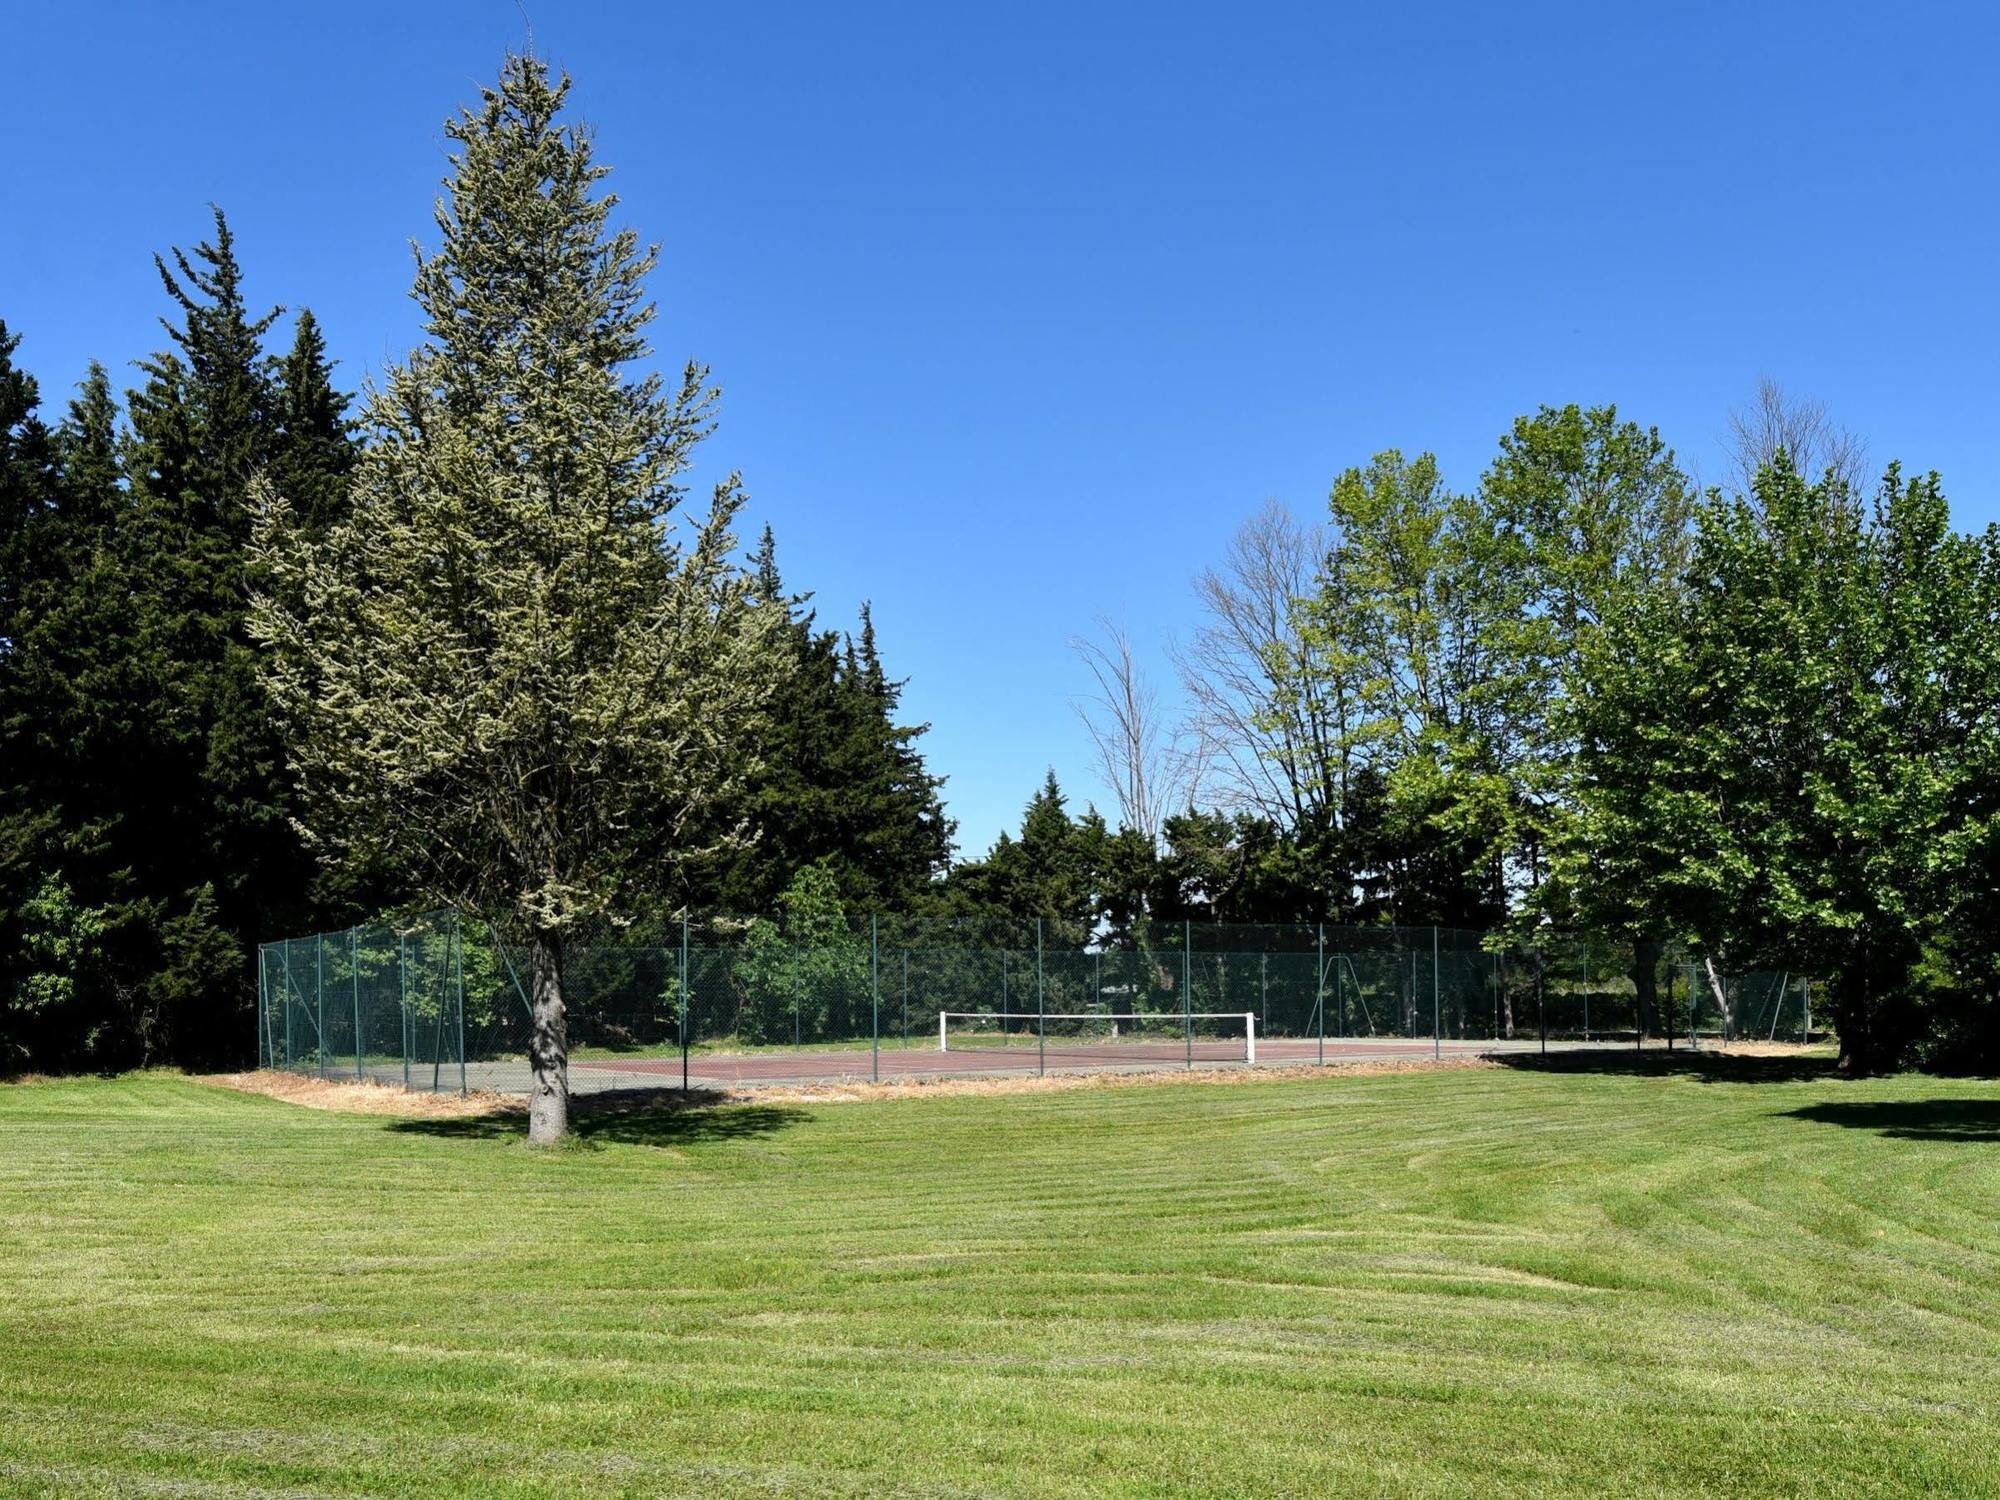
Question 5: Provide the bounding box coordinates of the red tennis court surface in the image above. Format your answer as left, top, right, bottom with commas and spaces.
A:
556, 1034, 1586, 1092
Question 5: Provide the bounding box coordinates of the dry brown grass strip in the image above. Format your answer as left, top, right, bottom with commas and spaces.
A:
736, 1053, 1507, 1106
202, 1069, 522, 1118
202, 1043, 1822, 1118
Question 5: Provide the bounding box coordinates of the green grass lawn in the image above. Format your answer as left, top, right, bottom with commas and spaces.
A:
0, 1059, 1995, 1497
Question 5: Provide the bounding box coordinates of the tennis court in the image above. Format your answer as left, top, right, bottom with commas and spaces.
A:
267, 910, 1806, 1098
459, 1032, 1609, 1093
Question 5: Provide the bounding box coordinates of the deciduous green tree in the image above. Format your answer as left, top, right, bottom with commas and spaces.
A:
1568, 453, 2000, 1069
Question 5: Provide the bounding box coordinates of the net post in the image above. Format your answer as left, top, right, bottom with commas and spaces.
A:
453, 916, 467, 1097
938, 1009, 947, 1052
901, 946, 909, 1049
1245, 1011, 1256, 1067
352, 925, 364, 1082
1316, 922, 1325, 1066
871, 915, 880, 1083
1036, 917, 1045, 1078
1583, 940, 1591, 1041
680, 914, 690, 1098
1432, 925, 1441, 1062
1184, 920, 1192, 1071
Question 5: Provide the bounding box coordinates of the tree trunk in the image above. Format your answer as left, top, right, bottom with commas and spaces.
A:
527, 929, 569, 1144
1632, 939, 1662, 1042
1701, 954, 1733, 1043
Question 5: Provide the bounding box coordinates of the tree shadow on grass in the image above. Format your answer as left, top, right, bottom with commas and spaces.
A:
1780, 1100, 2000, 1142
390, 1086, 809, 1147
1491, 1050, 1838, 1085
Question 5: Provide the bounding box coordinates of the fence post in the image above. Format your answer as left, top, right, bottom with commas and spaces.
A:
316, 933, 327, 1080
1538, 949, 1547, 1056
1582, 940, 1591, 1042
871, 915, 880, 1083
1336, 936, 1345, 1039
1316, 923, 1325, 1066
352, 926, 364, 1081
453, 917, 467, 1097
1036, 917, 1045, 1078
1636, 945, 1645, 1055
902, 947, 909, 1049
680, 914, 690, 1097
792, 943, 800, 1047
1183, 920, 1192, 1070
281, 939, 294, 1071
399, 931, 411, 1091
1432, 925, 1441, 1061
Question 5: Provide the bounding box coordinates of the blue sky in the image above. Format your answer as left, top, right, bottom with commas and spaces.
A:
7, 1, 1997, 854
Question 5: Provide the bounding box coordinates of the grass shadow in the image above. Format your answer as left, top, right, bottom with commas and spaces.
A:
1781, 1099, 2000, 1142
391, 1086, 809, 1146
1491, 1049, 1838, 1085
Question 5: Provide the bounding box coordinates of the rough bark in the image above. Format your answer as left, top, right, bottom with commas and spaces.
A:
527, 930, 569, 1144
1701, 954, 1734, 1043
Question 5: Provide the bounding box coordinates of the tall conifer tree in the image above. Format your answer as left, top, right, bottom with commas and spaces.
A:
254, 55, 781, 1142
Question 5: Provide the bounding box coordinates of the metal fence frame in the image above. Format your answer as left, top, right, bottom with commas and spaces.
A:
257, 912, 1815, 1094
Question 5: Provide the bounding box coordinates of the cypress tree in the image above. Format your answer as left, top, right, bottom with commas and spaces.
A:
700, 532, 952, 913
108, 209, 318, 1065
0, 345, 147, 1066
0, 322, 57, 630
267, 309, 356, 535
252, 54, 782, 1142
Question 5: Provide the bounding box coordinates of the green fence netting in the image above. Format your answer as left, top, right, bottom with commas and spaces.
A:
258, 914, 1814, 1095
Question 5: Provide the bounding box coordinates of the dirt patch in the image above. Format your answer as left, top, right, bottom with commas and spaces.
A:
202, 1069, 523, 1118
1697, 1041, 1830, 1059
215, 1056, 1511, 1118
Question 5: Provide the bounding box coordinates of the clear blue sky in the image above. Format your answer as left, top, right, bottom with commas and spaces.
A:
7, 1, 1997, 855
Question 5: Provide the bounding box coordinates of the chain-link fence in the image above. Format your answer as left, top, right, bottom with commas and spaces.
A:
258, 914, 1816, 1095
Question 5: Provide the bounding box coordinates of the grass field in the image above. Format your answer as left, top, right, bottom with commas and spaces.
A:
1, 1059, 1995, 1497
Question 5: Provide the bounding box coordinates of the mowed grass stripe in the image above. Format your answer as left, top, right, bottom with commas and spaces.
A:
0, 1063, 1994, 1497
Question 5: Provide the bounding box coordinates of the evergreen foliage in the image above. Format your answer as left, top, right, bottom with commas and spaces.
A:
701, 530, 952, 913
1, 50, 1996, 1076
251, 55, 782, 1139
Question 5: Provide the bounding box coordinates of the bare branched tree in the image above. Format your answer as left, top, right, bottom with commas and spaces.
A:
1070, 618, 1194, 846
1171, 501, 1354, 834
1726, 377, 1868, 495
